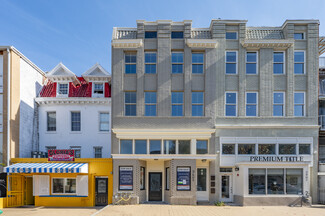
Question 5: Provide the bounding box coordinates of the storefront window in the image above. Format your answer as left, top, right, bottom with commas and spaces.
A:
53, 179, 64, 193
238, 144, 255, 155
222, 144, 235, 154
196, 140, 208, 154
299, 144, 311, 155
258, 144, 276, 155
135, 140, 147, 154
164, 140, 176, 154
52, 178, 76, 194
249, 169, 266, 194
140, 167, 145, 190
150, 140, 161, 154
166, 167, 170, 190
267, 169, 284, 194
279, 144, 296, 155
286, 169, 303, 195
120, 140, 133, 154
179, 140, 191, 154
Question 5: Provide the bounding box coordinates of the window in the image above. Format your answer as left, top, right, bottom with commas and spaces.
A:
71, 112, 81, 131
273, 92, 285, 116
192, 92, 204, 116
145, 92, 157, 116
172, 92, 183, 116
172, 53, 183, 74
125, 53, 136, 74
286, 169, 303, 194
273, 52, 284, 74
225, 92, 237, 116
166, 167, 170, 190
145, 31, 157, 39
220, 168, 233, 172
238, 144, 255, 155
94, 83, 104, 96
99, 113, 109, 131
246, 52, 257, 74
171, 32, 183, 39
279, 144, 296, 155
94, 147, 102, 158
46, 146, 56, 151
294, 92, 305, 116
178, 140, 190, 154
58, 83, 68, 96
135, 140, 147, 154
246, 92, 257, 117
164, 140, 176, 154
47, 112, 56, 131
145, 53, 156, 74
249, 169, 266, 194
294, 33, 304, 40
125, 92, 136, 116
71, 146, 81, 158
299, 144, 311, 155
196, 140, 208, 154
294, 51, 305, 74
222, 144, 235, 155
225, 51, 237, 74
267, 169, 284, 194
258, 144, 276, 155
52, 178, 76, 194
226, 32, 237, 39
140, 167, 145, 190
120, 140, 133, 154
192, 53, 204, 74
149, 140, 161, 154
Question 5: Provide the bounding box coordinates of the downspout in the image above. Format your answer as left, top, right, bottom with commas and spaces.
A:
6, 48, 10, 166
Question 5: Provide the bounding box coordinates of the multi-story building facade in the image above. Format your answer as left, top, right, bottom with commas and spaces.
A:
36, 63, 111, 158
0, 46, 45, 166
111, 19, 319, 205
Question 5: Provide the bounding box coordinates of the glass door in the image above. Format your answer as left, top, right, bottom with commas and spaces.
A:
220, 175, 233, 202
197, 168, 208, 201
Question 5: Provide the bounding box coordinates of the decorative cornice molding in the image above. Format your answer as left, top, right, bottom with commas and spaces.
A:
241, 39, 294, 48
111, 39, 143, 48
215, 125, 319, 129
35, 97, 111, 105
186, 39, 218, 48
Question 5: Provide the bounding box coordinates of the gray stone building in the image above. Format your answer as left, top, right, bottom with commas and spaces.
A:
111, 19, 319, 206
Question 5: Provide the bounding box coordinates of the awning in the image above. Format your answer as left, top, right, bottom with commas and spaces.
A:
4, 163, 88, 174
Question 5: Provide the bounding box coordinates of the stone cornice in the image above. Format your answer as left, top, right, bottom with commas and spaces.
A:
35, 97, 111, 105
111, 39, 143, 48
241, 39, 294, 48
186, 39, 218, 48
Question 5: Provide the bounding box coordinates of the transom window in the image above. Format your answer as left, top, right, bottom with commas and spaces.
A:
294, 92, 305, 117
192, 92, 204, 116
192, 53, 204, 74
145, 92, 157, 116
99, 113, 109, 131
225, 51, 237, 74
273, 52, 284, 74
172, 53, 184, 74
145, 53, 157, 74
226, 32, 237, 40
225, 92, 237, 116
94, 147, 102, 158
246, 52, 257, 74
125, 53, 137, 74
294, 33, 304, 40
172, 92, 183, 116
71, 111, 81, 131
125, 92, 136, 116
273, 92, 285, 116
294, 51, 305, 74
145, 31, 157, 39
52, 178, 76, 194
47, 112, 56, 131
246, 92, 258, 117
94, 83, 104, 95
171, 32, 183, 39
58, 83, 68, 95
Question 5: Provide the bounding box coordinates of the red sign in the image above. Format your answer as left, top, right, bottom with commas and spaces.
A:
48, 149, 75, 161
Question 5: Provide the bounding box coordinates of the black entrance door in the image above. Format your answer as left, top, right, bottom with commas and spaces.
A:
95, 178, 108, 206
149, 172, 162, 201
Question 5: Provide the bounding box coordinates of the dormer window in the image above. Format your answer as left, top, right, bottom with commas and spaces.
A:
57, 83, 68, 97
93, 83, 104, 97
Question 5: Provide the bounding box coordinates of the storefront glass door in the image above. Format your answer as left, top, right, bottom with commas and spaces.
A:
220, 175, 233, 202
197, 168, 208, 201
149, 172, 162, 201
95, 178, 108, 206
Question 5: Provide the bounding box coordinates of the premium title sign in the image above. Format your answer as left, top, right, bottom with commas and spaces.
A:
250, 156, 304, 162
48, 149, 75, 161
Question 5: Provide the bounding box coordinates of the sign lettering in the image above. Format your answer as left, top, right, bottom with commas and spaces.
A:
48, 149, 74, 161
249, 156, 304, 162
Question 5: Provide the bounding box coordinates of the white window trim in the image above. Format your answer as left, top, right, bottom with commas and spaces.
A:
225, 51, 238, 75
171, 52, 184, 74
273, 91, 286, 117
144, 52, 157, 74
294, 50, 306, 75
225, 91, 237, 117
124, 92, 137, 116
225, 31, 238, 40
294, 91, 306, 117
94, 146, 103, 158
92, 82, 104, 98
294, 32, 306, 40
245, 51, 258, 75
46, 111, 56, 132
56, 82, 69, 97
99, 112, 110, 132
70, 111, 82, 133
144, 92, 157, 116
273, 51, 286, 75
245, 92, 258, 117
70, 146, 81, 158
51, 177, 77, 195
192, 52, 205, 74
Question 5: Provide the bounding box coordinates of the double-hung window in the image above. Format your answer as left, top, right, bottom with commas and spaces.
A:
94, 147, 102, 158
192, 92, 204, 116
246, 52, 257, 74
145, 92, 157, 116
226, 51, 237, 74
58, 83, 68, 96
294, 92, 305, 116
71, 111, 81, 131
171, 92, 183, 116
71, 146, 81, 158
145, 53, 156, 74
125, 92, 136, 116
52, 178, 76, 194
225, 92, 237, 116
47, 112, 56, 131
273, 52, 284, 74
125, 53, 137, 74
93, 83, 104, 97
246, 92, 258, 117
294, 51, 305, 74
172, 53, 183, 74
99, 113, 109, 131
273, 92, 285, 116
192, 53, 204, 74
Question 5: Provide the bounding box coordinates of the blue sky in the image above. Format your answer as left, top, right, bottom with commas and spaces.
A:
1, 0, 324, 75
